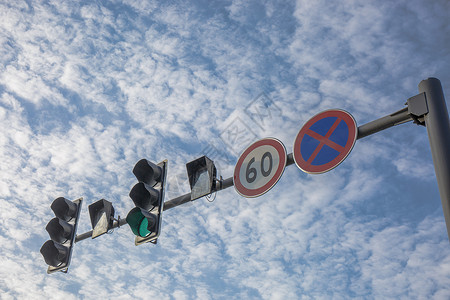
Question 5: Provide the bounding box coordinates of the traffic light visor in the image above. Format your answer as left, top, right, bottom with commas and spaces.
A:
51, 197, 77, 221
40, 240, 68, 267
46, 218, 73, 244
129, 182, 160, 210
133, 159, 161, 186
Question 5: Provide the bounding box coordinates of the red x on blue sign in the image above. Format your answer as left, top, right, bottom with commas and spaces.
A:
293, 109, 357, 174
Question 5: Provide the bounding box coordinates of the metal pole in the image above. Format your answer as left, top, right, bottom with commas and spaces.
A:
75, 155, 297, 242
357, 107, 412, 139
76, 92, 445, 243
75, 114, 416, 243
163, 177, 234, 210
75, 176, 236, 242
419, 78, 450, 241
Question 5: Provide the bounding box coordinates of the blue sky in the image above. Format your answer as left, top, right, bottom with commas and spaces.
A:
1, 0, 450, 299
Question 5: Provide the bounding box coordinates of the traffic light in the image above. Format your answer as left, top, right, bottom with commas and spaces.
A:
126, 159, 168, 245
40, 197, 83, 274
186, 155, 217, 200
88, 199, 115, 239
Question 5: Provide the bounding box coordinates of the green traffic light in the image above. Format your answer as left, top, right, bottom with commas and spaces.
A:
126, 207, 152, 237
138, 218, 151, 237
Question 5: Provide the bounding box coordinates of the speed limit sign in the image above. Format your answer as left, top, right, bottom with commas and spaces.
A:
233, 138, 287, 198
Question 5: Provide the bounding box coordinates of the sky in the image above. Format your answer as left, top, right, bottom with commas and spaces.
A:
0, 0, 450, 299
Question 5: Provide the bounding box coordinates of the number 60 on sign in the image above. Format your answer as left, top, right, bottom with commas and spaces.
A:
233, 138, 287, 198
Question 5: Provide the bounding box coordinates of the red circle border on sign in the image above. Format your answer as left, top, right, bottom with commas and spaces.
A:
233, 138, 287, 198
293, 109, 357, 174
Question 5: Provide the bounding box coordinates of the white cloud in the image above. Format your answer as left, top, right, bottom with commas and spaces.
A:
0, 0, 449, 299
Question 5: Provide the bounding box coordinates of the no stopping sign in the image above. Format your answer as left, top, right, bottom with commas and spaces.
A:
293, 109, 357, 174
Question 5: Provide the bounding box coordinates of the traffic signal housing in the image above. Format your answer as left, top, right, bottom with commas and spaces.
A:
40, 197, 83, 274
126, 159, 168, 245
88, 199, 115, 239
186, 155, 217, 200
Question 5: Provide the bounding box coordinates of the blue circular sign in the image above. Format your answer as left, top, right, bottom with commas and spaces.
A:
293, 109, 357, 174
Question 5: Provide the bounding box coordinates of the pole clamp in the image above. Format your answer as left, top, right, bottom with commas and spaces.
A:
407, 92, 428, 126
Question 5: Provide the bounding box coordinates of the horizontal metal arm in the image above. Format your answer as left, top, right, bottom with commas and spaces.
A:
75, 107, 413, 243
357, 107, 412, 139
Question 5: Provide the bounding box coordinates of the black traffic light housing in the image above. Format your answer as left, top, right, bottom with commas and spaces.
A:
40, 197, 83, 274
126, 159, 168, 245
186, 155, 217, 200
88, 199, 115, 239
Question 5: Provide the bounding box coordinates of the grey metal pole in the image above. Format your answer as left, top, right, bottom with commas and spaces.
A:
74, 115, 417, 243
76, 89, 446, 243
418, 78, 450, 241
75, 176, 236, 242
357, 107, 412, 139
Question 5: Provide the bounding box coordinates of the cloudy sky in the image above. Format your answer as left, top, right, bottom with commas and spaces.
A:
1, 0, 450, 299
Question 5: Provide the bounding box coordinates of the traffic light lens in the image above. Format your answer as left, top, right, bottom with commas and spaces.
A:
138, 218, 151, 237
126, 207, 151, 237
